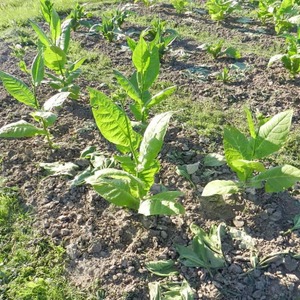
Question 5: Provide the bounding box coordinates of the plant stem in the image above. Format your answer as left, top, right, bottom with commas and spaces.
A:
41, 120, 54, 149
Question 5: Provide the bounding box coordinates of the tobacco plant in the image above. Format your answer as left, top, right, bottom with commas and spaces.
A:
206, 0, 241, 21
67, 2, 91, 32
0, 51, 69, 148
115, 35, 176, 125
84, 88, 185, 216
268, 34, 300, 78
30, 0, 85, 99
201, 40, 241, 60
171, 0, 190, 13
202, 109, 300, 196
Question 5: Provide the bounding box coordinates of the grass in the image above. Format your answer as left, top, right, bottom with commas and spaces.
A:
0, 188, 98, 300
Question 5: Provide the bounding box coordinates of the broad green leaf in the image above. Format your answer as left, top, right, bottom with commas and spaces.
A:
132, 36, 149, 73
175, 244, 209, 268
31, 50, 44, 87
254, 110, 293, 159
138, 161, 160, 192
91, 178, 139, 210
143, 46, 160, 91
43, 92, 70, 111
145, 260, 178, 277
114, 155, 136, 174
40, 0, 52, 24
50, 9, 61, 44
149, 282, 161, 300
146, 86, 176, 109
30, 20, 51, 47
89, 88, 141, 152
138, 191, 185, 216
31, 111, 57, 127
114, 70, 141, 104
0, 71, 37, 109
230, 159, 265, 181
202, 180, 240, 196
138, 112, 172, 171
224, 126, 251, 164
204, 153, 226, 167
44, 45, 66, 72
245, 108, 256, 138
59, 19, 71, 53
249, 165, 300, 192
180, 280, 196, 300
0, 120, 45, 138
40, 162, 79, 177
292, 214, 300, 231
225, 47, 241, 59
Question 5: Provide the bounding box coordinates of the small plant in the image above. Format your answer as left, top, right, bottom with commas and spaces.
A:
30, 0, 85, 99
89, 9, 130, 42
216, 67, 233, 83
0, 51, 69, 148
134, 0, 157, 7
84, 88, 185, 216
176, 223, 226, 272
202, 40, 241, 59
116, 35, 177, 125
206, 0, 241, 21
67, 2, 92, 32
268, 34, 300, 78
282, 214, 300, 235
202, 109, 300, 196
171, 0, 189, 14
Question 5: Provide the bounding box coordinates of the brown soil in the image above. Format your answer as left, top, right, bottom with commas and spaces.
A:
1, 2, 300, 300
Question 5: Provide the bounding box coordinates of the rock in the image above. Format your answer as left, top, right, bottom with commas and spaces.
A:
284, 256, 298, 272
228, 263, 243, 274
61, 229, 70, 236
161, 231, 168, 239
88, 242, 102, 254
66, 243, 81, 260
252, 290, 262, 299
50, 229, 60, 238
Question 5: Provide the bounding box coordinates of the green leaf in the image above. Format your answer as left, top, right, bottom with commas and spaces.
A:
268, 54, 285, 67
113, 70, 141, 104
69, 57, 86, 72
149, 282, 161, 300
230, 159, 265, 181
30, 20, 51, 47
0, 71, 37, 109
204, 153, 226, 167
202, 180, 240, 196
180, 280, 196, 300
58, 19, 71, 53
0, 120, 45, 138
225, 47, 241, 59
138, 112, 172, 171
244, 108, 256, 138
43, 92, 70, 111
50, 8, 61, 44
143, 46, 160, 91
146, 86, 176, 109
292, 214, 300, 231
31, 111, 57, 127
138, 161, 160, 192
249, 165, 300, 192
40, 162, 79, 177
90, 178, 139, 210
40, 0, 52, 23
132, 36, 149, 73
254, 110, 293, 159
31, 50, 44, 87
89, 88, 141, 153
224, 126, 251, 162
145, 260, 178, 277
44, 45, 66, 72
138, 191, 185, 216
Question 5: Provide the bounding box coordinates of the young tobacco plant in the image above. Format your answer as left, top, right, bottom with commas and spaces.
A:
202, 109, 300, 196
116, 35, 177, 125
84, 88, 185, 216
171, 0, 190, 14
68, 2, 92, 32
201, 40, 241, 60
206, 0, 241, 21
268, 34, 300, 78
30, 0, 85, 99
0, 51, 69, 148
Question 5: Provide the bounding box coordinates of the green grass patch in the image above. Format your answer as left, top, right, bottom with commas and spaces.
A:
0, 189, 91, 300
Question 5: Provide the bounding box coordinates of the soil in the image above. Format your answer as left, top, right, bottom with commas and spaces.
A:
1, 2, 300, 300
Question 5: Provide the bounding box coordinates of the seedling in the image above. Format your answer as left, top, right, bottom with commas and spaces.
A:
116, 35, 177, 124
67, 2, 92, 32
202, 109, 300, 196
206, 0, 241, 21
0, 51, 69, 148
30, 0, 85, 99
176, 223, 226, 273
201, 40, 241, 60
268, 34, 300, 78
216, 67, 233, 83
84, 88, 185, 216
282, 214, 300, 235
89, 9, 130, 42
171, 0, 190, 14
